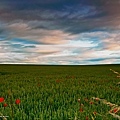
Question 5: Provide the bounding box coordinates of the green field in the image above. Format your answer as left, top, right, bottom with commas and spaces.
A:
0, 64, 120, 120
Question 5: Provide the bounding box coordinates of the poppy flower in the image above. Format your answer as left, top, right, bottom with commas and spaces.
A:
93, 111, 97, 115
56, 80, 60, 83
86, 116, 89, 120
15, 99, 21, 104
0, 97, 4, 102
3, 103, 8, 107
89, 101, 94, 104
110, 108, 119, 113
79, 108, 83, 112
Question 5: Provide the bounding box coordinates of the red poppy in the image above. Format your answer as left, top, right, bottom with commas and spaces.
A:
79, 108, 83, 112
86, 116, 89, 120
3, 103, 8, 107
89, 101, 94, 104
56, 80, 60, 83
0, 97, 4, 102
113, 108, 118, 113
93, 111, 97, 115
15, 99, 21, 104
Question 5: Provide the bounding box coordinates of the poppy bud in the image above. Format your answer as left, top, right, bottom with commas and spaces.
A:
3, 103, 8, 107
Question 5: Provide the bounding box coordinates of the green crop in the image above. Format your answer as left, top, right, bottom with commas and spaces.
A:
0, 64, 120, 120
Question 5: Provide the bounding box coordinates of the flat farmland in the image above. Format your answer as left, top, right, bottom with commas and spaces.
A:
0, 65, 120, 120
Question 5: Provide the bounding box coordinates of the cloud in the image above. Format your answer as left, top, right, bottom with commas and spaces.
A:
1, 0, 120, 37
0, 0, 120, 64
0, 22, 120, 64
0, 21, 75, 45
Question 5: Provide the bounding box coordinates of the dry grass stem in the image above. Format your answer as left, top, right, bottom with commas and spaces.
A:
110, 69, 120, 76
92, 97, 120, 119
108, 112, 120, 120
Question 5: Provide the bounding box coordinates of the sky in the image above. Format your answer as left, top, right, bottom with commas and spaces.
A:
0, 0, 120, 65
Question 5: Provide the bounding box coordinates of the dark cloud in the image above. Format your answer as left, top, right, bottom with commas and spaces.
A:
1, 0, 120, 36
1, 0, 120, 9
